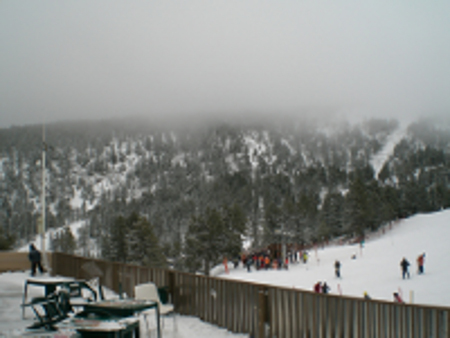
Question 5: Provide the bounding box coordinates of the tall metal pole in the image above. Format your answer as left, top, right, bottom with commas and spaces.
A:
282, 224, 286, 267
41, 122, 48, 269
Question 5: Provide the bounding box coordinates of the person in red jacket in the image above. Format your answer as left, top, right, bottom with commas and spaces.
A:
393, 292, 403, 303
265, 256, 270, 270
417, 253, 425, 274
313, 281, 322, 293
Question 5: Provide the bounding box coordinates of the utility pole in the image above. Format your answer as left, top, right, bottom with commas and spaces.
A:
41, 122, 49, 270
281, 222, 286, 266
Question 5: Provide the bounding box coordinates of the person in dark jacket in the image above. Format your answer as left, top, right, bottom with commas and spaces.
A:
322, 282, 330, 294
28, 244, 44, 276
400, 257, 410, 279
245, 256, 252, 272
334, 260, 341, 278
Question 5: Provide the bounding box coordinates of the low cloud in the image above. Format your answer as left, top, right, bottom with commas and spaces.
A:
1, 1, 449, 127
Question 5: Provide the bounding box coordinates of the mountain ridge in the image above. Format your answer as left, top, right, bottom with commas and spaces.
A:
1, 116, 449, 272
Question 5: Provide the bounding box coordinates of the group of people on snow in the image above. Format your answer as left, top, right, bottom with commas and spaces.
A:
313, 281, 330, 294
400, 253, 426, 279
311, 252, 425, 303
240, 250, 310, 272
311, 260, 340, 295
241, 252, 288, 272
237, 241, 427, 306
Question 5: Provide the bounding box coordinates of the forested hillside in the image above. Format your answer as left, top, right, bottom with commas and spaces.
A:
1, 117, 449, 274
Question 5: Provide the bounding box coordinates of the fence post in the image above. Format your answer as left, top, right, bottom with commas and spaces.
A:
257, 286, 267, 338
446, 310, 449, 338
168, 270, 175, 305
50, 252, 56, 276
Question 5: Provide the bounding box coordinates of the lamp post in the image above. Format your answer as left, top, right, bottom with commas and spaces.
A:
282, 224, 286, 265
41, 123, 49, 270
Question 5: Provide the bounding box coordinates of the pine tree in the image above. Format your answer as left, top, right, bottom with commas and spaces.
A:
127, 214, 166, 268
77, 223, 91, 257
61, 228, 76, 254
0, 225, 14, 250
222, 204, 246, 260
50, 228, 76, 254
321, 191, 345, 237
344, 177, 370, 237
109, 215, 128, 263
184, 206, 246, 275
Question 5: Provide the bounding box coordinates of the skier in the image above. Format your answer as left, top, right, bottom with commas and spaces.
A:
28, 244, 44, 276
258, 255, 263, 270
265, 256, 270, 270
400, 257, 410, 279
363, 291, 371, 300
417, 253, 425, 274
313, 281, 322, 293
233, 257, 239, 269
334, 260, 341, 278
245, 257, 252, 272
322, 282, 330, 294
223, 257, 229, 274
303, 251, 308, 264
393, 292, 403, 303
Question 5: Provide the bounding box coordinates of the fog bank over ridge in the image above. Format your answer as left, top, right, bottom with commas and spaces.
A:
1, 1, 449, 128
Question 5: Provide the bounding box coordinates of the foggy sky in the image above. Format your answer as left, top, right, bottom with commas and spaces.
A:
1, 1, 449, 128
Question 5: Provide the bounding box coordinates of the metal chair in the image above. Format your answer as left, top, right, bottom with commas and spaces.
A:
134, 282, 176, 332
23, 290, 71, 331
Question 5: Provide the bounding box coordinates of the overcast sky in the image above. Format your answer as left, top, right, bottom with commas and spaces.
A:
1, 1, 449, 128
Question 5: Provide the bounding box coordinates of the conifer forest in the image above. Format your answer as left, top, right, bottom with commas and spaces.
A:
1, 116, 449, 274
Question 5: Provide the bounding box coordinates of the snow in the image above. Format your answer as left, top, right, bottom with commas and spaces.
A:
223, 209, 450, 307
243, 132, 267, 171
17, 221, 102, 258
69, 187, 83, 210
2, 209, 450, 336
281, 138, 296, 156
370, 125, 407, 178
0, 271, 246, 337
18, 221, 86, 253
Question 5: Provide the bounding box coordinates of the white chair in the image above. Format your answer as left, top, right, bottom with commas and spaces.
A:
134, 282, 176, 332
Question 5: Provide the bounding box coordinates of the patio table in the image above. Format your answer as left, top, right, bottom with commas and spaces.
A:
82, 299, 160, 338
58, 316, 140, 338
22, 278, 98, 319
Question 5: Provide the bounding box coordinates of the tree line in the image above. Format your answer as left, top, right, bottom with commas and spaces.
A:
0, 117, 449, 275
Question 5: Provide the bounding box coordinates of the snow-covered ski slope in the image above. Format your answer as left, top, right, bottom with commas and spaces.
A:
221, 209, 450, 308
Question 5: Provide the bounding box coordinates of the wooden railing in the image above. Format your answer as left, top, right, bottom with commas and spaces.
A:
0, 252, 52, 273
2, 251, 448, 338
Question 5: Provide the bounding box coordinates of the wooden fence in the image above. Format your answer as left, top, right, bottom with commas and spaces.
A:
0, 252, 52, 273
2, 251, 449, 338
